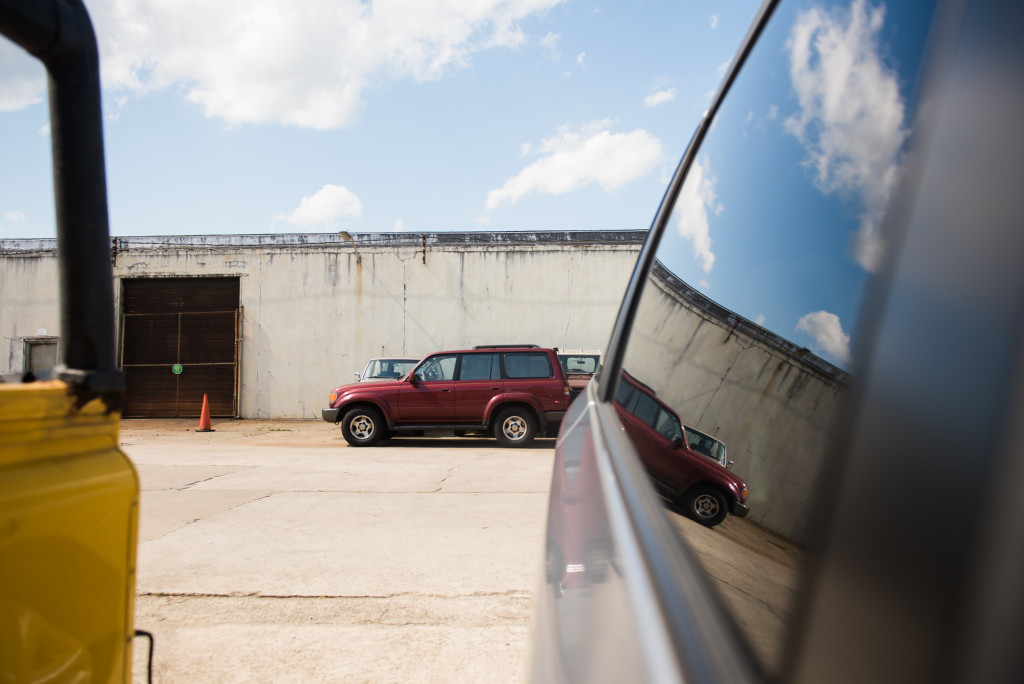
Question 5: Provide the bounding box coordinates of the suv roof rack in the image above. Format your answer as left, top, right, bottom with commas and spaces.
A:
472, 344, 540, 349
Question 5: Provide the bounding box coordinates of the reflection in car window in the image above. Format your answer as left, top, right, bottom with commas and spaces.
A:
612, 0, 939, 676
417, 355, 457, 381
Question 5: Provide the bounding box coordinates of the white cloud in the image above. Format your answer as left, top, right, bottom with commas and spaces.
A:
644, 88, 677, 108
0, 0, 565, 128
576, 52, 586, 67
755, 314, 766, 326
541, 31, 561, 50
675, 155, 720, 273
280, 185, 362, 225
393, 219, 405, 232
0, 210, 27, 236
796, 310, 851, 363
784, 0, 908, 273
485, 120, 663, 210
710, 14, 719, 29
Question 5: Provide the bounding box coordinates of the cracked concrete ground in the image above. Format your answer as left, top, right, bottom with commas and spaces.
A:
122, 419, 554, 683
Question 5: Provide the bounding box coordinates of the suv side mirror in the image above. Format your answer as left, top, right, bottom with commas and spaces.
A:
409, 373, 420, 384
354, 372, 361, 381
726, 459, 734, 469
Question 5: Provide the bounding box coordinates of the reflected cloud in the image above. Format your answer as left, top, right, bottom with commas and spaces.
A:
784, 0, 908, 273
796, 310, 851, 363
674, 155, 720, 273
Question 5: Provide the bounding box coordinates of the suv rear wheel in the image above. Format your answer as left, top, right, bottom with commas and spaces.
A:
494, 407, 538, 448
341, 406, 386, 447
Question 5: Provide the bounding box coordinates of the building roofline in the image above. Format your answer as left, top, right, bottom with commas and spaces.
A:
1, 229, 647, 254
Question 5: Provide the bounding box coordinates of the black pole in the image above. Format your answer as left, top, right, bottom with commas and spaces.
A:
0, 0, 122, 399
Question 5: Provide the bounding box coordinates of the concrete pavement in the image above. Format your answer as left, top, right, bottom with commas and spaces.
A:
123, 419, 555, 683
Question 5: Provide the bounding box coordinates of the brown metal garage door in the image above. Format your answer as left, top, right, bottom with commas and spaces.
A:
120, 277, 240, 418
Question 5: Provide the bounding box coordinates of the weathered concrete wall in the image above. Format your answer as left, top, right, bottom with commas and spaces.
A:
0, 246, 61, 372
623, 263, 850, 543
2, 231, 644, 419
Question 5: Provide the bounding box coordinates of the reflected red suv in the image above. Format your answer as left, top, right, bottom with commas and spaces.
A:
615, 371, 749, 526
322, 345, 570, 447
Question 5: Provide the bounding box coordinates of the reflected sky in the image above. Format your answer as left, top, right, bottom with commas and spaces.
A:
659, 0, 935, 367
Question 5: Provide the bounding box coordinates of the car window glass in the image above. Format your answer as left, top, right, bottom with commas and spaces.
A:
459, 353, 499, 381
630, 391, 660, 428
562, 355, 599, 374
504, 352, 552, 379
392, 360, 417, 377
615, 377, 634, 406
653, 408, 682, 443
613, 0, 939, 675
417, 355, 457, 381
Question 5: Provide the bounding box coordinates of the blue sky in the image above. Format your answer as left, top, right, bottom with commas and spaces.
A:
1, 0, 760, 241
1, 0, 929, 366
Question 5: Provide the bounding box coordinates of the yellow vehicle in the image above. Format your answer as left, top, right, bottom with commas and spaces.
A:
0, 1, 141, 681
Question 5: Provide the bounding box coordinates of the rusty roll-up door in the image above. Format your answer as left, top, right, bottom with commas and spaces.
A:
120, 277, 240, 418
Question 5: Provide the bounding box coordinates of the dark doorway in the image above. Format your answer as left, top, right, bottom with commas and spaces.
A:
120, 277, 240, 418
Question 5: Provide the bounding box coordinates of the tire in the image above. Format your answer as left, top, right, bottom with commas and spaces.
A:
681, 485, 728, 527
493, 407, 538, 447
340, 406, 386, 447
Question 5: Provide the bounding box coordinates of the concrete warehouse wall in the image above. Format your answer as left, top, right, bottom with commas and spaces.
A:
623, 262, 850, 543
1, 231, 644, 419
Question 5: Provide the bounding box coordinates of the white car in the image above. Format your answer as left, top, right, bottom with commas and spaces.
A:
355, 357, 418, 383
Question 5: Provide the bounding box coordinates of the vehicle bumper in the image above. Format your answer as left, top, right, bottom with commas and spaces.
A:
732, 501, 750, 518
322, 408, 341, 423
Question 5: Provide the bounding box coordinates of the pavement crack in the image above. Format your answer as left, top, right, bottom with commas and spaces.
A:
432, 465, 459, 493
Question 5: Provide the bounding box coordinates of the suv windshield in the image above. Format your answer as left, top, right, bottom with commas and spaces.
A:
684, 427, 726, 466
363, 359, 417, 380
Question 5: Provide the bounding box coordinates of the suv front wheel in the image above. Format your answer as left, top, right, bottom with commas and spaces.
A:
681, 485, 728, 527
341, 406, 386, 447
494, 407, 538, 448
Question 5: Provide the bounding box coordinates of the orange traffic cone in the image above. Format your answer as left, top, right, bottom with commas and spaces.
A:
197, 394, 215, 432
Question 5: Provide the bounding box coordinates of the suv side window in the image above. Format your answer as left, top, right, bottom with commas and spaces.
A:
615, 377, 635, 406
504, 352, 553, 379
629, 391, 660, 428
458, 353, 500, 381
417, 355, 457, 381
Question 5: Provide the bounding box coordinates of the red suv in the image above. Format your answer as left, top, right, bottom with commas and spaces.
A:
615, 371, 749, 526
322, 345, 570, 447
